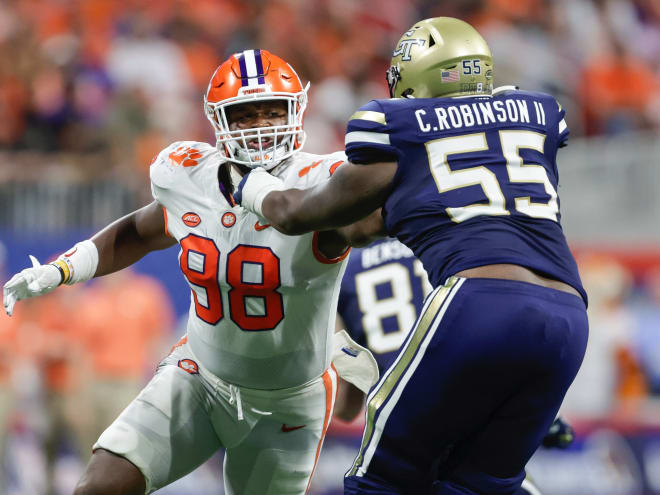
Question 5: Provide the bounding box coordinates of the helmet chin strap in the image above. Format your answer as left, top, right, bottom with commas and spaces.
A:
236, 142, 290, 170
221, 137, 292, 171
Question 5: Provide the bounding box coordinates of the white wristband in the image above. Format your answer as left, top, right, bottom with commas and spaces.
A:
241, 169, 286, 218
55, 240, 99, 285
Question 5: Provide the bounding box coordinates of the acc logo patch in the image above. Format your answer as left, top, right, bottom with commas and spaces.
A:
182, 212, 201, 227
221, 212, 236, 228
178, 359, 199, 375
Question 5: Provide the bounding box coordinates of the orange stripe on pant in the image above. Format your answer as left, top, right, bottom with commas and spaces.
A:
306, 366, 337, 493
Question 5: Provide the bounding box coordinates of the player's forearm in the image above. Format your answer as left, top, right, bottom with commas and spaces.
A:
240, 161, 394, 235
91, 214, 153, 276
262, 188, 361, 235
263, 182, 383, 236
335, 209, 387, 247
92, 204, 175, 277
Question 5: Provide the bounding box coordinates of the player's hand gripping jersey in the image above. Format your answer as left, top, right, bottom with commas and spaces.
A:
151, 141, 349, 389
346, 87, 586, 303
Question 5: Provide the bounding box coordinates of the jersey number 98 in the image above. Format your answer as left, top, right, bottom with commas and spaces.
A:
179, 235, 284, 331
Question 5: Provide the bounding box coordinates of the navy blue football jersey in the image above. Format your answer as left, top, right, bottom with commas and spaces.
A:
345, 87, 586, 303
338, 238, 432, 373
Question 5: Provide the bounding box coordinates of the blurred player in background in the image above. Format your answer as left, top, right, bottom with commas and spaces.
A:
3, 49, 378, 495
236, 17, 589, 494
333, 236, 575, 495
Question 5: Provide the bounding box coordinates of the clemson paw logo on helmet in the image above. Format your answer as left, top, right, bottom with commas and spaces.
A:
178, 359, 199, 375
169, 146, 202, 168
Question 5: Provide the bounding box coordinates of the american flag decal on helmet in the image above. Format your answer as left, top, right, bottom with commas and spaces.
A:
237, 49, 266, 87
441, 69, 460, 82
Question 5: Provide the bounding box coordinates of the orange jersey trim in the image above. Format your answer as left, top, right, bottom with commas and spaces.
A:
329, 160, 344, 176
312, 231, 351, 264
162, 207, 170, 237
157, 335, 189, 366
298, 160, 323, 178
306, 367, 336, 493
169, 335, 188, 355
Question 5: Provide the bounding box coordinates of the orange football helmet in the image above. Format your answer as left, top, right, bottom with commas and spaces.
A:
204, 49, 309, 170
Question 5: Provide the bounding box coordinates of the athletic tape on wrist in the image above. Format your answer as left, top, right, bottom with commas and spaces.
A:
247, 171, 286, 218
253, 185, 281, 218
56, 239, 99, 285
50, 259, 70, 285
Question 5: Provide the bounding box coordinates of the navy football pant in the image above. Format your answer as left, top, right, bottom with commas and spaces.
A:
344, 276, 588, 495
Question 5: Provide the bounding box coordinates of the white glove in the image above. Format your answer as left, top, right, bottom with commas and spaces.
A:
332, 329, 380, 394
234, 168, 286, 217
3, 255, 62, 316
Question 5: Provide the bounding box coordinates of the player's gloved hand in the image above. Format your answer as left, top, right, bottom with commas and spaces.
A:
234, 168, 286, 218
3, 255, 62, 316
541, 416, 575, 449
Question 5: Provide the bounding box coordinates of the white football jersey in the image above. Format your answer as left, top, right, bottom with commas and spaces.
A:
150, 141, 349, 389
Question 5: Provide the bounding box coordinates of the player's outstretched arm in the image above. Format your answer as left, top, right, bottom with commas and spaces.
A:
92, 200, 176, 277
237, 161, 397, 235
3, 201, 175, 316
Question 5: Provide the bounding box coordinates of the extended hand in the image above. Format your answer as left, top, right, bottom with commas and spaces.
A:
234, 168, 285, 217
3, 255, 62, 316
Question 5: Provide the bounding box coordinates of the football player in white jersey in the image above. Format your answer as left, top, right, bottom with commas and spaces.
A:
3, 49, 380, 495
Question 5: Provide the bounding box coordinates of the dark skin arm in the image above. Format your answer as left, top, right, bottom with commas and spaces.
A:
234, 162, 389, 257
316, 208, 387, 259
92, 201, 177, 277
260, 161, 397, 235
336, 208, 388, 248
334, 377, 367, 422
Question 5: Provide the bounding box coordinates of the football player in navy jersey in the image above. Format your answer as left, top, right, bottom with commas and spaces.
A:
334, 237, 575, 495
336, 237, 431, 382
236, 17, 588, 495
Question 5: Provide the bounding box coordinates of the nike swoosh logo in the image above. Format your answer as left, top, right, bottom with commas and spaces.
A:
254, 221, 271, 231
281, 424, 306, 433
64, 248, 78, 257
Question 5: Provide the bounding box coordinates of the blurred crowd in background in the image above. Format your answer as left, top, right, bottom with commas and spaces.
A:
1, 0, 660, 189
1, 0, 660, 493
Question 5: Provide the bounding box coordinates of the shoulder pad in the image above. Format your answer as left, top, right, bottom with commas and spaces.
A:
347, 100, 388, 131
150, 141, 217, 189
286, 150, 347, 185
345, 100, 399, 164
